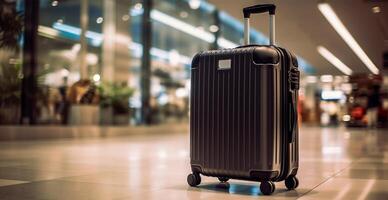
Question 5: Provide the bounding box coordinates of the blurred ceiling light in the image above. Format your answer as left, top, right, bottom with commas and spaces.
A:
122, 14, 130, 21
130, 9, 235, 49
51, 0, 58, 7
134, 3, 143, 10
49, 12, 236, 61
317, 46, 353, 75
60, 69, 69, 77
38, 25, 59, 38
209, 25, 219, 33
48, 22, 193, 66
318, 3, 379, 75
306, 76, 317, 83
53, 22, 103, 46
151, 10, 215, 43
217, 37, 238, 48
96, 17, 103, 24
320, 75, 333, 83
93, 74, 101, 82
128, 42, 191, 65
179, 11, 188, 18
372, 6, 380, 13
189, 0, 201, 10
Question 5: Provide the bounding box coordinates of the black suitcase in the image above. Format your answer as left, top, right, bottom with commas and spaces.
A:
187, 4, 300, 195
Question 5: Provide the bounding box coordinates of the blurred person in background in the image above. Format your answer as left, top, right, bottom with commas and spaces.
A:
367, 84, 381, 128
56, 76, 69, 125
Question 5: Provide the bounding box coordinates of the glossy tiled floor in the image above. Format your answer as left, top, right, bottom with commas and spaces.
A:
0, 126, 387, 199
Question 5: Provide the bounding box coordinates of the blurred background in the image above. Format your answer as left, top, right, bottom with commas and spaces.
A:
1, 0, 388, 199
0, 0, 387, 128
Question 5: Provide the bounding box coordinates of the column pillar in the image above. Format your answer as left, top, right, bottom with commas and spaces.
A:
140, 0, 152, 124
80, 0, 89, 79
102, 0, 115, 82
21, 0, 39, 124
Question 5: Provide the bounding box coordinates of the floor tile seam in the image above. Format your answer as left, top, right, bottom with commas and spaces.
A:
52, 178, 165, 190
0, 181, 34, 188
2, 171, 108, 183
0, 166, 98, 174
296, 160, 357, 199
0, 180, 31, 187
11, 178, 144, 189
0, 178, 30, 182
45, 171, 114, 181
0, 176, 35, 182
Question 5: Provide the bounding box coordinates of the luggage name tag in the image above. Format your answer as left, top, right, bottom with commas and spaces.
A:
218, 59, 232, 70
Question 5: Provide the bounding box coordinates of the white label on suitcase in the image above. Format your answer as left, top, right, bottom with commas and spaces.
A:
218, 59, 231, 70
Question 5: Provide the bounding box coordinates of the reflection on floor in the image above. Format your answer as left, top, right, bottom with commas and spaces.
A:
0, 126, 387, 199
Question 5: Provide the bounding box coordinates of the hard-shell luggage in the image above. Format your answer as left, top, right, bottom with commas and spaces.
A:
187, 4, 300, 195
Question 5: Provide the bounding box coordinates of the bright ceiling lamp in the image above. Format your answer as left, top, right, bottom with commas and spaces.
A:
217, 37, 239, 48
151, 10, 215, 43
318, 3, 379, 75
188, 0, 201, 10
52, 22, 102, 46
317, 46, 353, 75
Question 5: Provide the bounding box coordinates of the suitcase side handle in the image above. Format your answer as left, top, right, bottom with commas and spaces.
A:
290, 94, 298, 143
243, 4, 276, 46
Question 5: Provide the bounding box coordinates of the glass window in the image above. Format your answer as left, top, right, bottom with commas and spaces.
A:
0, 0, 24, 124
35, 0, 107, 124
3, 0, 315, 126
146, 0, 216, 123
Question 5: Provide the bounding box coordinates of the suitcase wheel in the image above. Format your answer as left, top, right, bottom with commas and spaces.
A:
187, 173, 201, 187
285, 176, 299, 190
260, 181, 275, 195
216, 177, 230, 189
218, 177, 230, 183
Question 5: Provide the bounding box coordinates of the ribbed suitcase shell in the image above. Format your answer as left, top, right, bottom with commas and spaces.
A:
190, 45, 298, 182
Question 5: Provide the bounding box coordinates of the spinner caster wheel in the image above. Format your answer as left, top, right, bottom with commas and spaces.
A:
187, 173, 201, 187
218, 177, 229, 182
260, 181, 275, 195
285, 176, 299, 190
216, 177, 230, 189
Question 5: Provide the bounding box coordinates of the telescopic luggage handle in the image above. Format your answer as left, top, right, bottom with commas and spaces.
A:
243, 4, 276, 46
